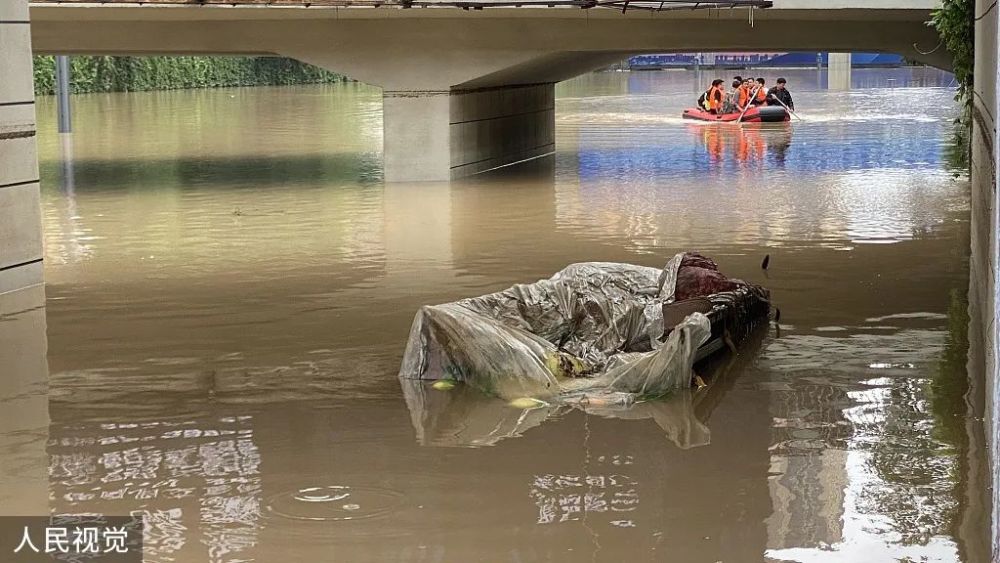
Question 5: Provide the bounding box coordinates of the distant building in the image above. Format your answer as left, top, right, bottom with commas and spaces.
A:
626, 52, 905, 69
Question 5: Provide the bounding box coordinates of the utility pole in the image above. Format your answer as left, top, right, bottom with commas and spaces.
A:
55, 55, 72, 133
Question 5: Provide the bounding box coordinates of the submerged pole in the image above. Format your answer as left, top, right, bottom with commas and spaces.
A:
55, 56, 72, 134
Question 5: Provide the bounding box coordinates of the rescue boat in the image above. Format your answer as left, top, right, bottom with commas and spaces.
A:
682, 105, 789, 123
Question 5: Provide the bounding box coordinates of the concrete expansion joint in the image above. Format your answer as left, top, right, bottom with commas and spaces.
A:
450, 140, 555, 170
0, 258, 43, 274
450, 105, 554, 126
0, 130, 37, 141
451, 82, 554, 95
0, 179, 41, 190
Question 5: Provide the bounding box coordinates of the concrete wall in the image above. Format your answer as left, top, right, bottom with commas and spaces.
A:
964, 0, 1000, 557
0, 0, 43, 295
450, 83, 555, 177
382, 91, 451, 182
0, 1, 46, 518
382, 84, 555, 181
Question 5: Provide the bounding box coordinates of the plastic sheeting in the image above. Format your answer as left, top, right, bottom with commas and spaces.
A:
400, 324, 769, 448
399, 253, 713, 403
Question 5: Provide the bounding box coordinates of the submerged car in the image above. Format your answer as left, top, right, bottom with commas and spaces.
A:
399, 252, 771, 407
400, 323, 767, 448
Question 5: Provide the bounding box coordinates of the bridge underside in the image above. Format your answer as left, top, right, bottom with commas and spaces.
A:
28, 6, 946, 181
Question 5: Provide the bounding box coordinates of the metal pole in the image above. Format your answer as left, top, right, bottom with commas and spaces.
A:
55, 55, 72, 134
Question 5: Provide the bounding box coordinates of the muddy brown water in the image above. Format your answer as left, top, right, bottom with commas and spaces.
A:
1, 67, 988, 562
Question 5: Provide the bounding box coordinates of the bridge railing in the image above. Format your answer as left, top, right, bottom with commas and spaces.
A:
29, 0, 772, 12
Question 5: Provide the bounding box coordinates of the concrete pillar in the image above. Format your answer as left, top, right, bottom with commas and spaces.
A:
382, 83, 555, 182
449, 83, 555, 178
383, 90, 451, 182
0, 0, 44, 295
827, 53, 851, 91
55, 55, 71, 133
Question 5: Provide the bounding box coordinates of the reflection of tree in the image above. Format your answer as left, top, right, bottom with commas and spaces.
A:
943, 111, 971, 176
930, 288, 969, 453
927, 285, 991, 562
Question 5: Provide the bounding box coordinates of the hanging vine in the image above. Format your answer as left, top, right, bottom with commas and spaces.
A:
929, 0, 975, 105
929, 0, 975, 173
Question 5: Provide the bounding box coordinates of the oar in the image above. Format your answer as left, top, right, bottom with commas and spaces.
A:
770, 96, 804, 122
735, 85, 762, 123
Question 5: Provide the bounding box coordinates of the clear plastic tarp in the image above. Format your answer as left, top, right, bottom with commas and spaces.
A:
399, 252, 714, 404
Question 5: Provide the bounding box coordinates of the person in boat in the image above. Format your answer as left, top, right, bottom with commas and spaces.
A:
767, 77, 795, 110
723, 79, 743, 113
699, 79, 726, 114
738, 79, 755, 111
752, 78, 768, 106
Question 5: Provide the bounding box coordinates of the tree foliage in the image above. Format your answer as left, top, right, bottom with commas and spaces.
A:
929, 0, 975, 104
33, 56, 346, 95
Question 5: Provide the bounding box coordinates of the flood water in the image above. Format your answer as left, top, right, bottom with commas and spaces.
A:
1, 67, 989, 562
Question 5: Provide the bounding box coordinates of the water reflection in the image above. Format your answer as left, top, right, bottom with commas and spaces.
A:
401, 327, 766, 449
49, 414, 263, 561
12, 67, 984, 562
0, 287, 49, 516
686, 122, 794, 169
764, 323, 967, 562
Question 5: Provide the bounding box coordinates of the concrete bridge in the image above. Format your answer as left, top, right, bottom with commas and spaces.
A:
25, 0, 947, 181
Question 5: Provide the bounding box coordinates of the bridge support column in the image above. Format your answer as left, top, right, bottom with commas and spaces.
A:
383, 83, 555, 182
0, 0, 44, 295
827, 53, 851, 90
383, 91, 451, 183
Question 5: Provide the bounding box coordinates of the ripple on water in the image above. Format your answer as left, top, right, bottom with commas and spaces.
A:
266, 485, 403, 522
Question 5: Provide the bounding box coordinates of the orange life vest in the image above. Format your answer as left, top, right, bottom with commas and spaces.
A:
756, 86, 767, 103
706, 86, 723, 111
737, 86, 750, 109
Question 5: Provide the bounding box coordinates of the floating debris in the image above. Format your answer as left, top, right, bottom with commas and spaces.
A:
432, 380, 457, 391
508, 397, 550, 409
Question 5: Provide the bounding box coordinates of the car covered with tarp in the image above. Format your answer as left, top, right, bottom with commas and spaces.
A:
399, 252, 770, 407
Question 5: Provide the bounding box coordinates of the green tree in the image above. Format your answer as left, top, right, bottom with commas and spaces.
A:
33, 56, 347, 95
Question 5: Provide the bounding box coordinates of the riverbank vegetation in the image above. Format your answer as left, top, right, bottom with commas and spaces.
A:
33, 56, 347, 95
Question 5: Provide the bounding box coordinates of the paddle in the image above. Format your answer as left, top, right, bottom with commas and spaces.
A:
769, 94, 804, 122
736, 85, 762, 123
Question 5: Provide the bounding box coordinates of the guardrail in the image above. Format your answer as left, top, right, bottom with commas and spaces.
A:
29, 0, 772, 12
